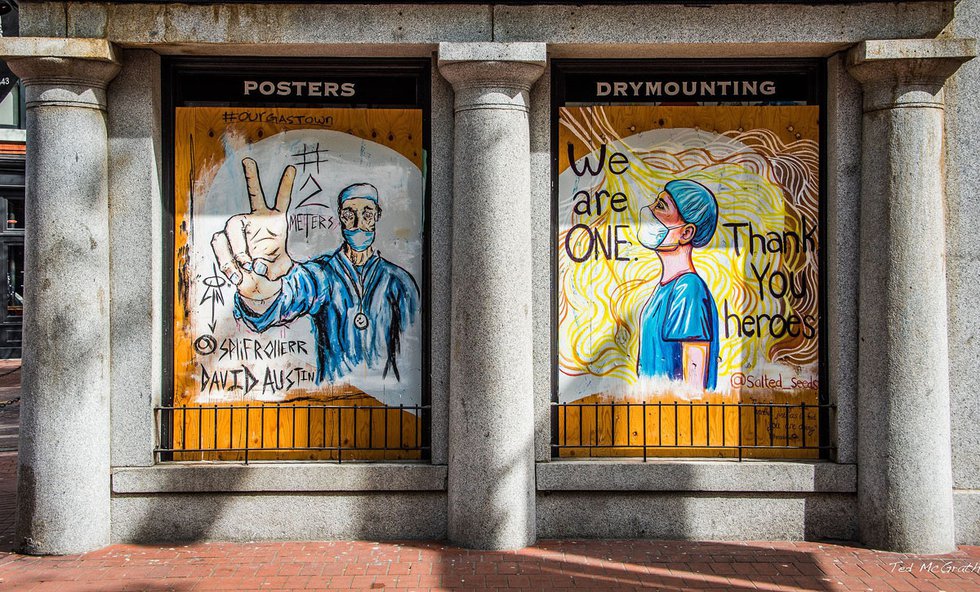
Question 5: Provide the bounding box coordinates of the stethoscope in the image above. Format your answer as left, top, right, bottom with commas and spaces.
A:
341, 257, 372, 331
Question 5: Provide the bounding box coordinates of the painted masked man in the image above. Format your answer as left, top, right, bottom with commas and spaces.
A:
635, 179, 719, 391
211, 158, 420, 383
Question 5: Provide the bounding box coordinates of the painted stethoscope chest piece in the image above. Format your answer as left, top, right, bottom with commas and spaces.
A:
354, 312, 369, 330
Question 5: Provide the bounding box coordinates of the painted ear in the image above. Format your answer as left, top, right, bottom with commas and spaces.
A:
680, 223, 697, 244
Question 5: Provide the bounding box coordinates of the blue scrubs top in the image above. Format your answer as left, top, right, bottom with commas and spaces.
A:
234, 248, 419, 384
636, 272, 719, 390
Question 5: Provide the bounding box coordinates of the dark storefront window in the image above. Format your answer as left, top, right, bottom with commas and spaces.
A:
0, 0, 20, 129
0, 175, 24, 357
0, 0, 23, 359
5, 243, 22, 315
5, 193, 21, 230
162, 59, 431, 462
551, 60, 830, 460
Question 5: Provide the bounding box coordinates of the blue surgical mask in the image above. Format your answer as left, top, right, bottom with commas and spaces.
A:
637, 206, 685, 250
342, 229, 375, 252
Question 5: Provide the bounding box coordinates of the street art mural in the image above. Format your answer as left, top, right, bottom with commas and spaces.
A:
173, 106, 425, 459
556, 105, 821, 458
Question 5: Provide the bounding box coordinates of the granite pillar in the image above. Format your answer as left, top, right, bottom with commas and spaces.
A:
0, 38, 120, 555
848, 38, 975, 554
438, 42, 545, 550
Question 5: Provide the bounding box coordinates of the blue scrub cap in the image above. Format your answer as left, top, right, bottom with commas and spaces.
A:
664, 179, 718, 248
338, 183, 379, 208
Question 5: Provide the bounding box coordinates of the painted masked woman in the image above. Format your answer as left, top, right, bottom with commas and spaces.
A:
635, 179, 720, 391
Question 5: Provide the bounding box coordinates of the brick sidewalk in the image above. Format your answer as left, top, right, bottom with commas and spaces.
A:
1, 362, 979, 591
0, 536, 978, 591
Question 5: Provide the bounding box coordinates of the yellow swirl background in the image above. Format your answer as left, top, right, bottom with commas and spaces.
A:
557, 106, 820, 403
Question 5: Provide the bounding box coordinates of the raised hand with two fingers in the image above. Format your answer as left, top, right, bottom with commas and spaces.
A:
211, 157, 296, 305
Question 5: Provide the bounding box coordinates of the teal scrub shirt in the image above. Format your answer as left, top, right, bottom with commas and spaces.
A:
637, 272, 719, 390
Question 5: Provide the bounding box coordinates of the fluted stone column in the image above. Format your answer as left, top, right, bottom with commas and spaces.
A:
848, 39, 975, 554
0, 38, 120, 555
438, 43, 545, 550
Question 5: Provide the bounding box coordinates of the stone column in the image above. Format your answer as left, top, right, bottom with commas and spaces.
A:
0, 38, 120, 555
848, 39, 975, 554
438, 43, 545, 550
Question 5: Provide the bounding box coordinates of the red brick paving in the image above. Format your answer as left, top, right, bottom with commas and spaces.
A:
1, 364, 979, 591
0, 538, 977, 591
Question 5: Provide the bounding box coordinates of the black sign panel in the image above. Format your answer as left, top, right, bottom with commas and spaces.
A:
564, 72, 814, 104
557, 60, 820, 106
171, 61, 424, 108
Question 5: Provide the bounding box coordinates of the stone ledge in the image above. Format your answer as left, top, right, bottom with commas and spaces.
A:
0, 37, 118, 63
91, 4, 493, 46
438, 42, 547, 65
849, 38, 976, 66
112, 463, 448, 494
537, 460, 856, 493
493, 3, 951, 46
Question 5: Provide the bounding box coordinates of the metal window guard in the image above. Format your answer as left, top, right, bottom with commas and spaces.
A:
552, 401, 834, 461
155, 403, 430, 463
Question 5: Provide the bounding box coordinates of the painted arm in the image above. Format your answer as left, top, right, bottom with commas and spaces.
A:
665, 276, 715, 390
682, 341, 710, 390
396, 271, 421, 333
233, 261, 332, 333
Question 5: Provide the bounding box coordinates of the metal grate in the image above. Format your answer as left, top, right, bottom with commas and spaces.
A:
156, 403, 430, 463
552, 401, 833, 460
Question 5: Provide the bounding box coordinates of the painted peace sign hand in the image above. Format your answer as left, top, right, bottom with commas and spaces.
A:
211, 158, 296, 303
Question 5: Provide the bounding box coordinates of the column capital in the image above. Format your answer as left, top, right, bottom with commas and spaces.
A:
0, 37, 120, 111
847, 39, 975, 112
438, 43, 546, 113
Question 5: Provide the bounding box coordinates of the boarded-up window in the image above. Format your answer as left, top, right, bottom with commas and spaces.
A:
552, 61, 826, 459
167, 60, 430, 461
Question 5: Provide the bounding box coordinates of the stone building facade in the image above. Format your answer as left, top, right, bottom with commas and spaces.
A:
0, 0, 978, 556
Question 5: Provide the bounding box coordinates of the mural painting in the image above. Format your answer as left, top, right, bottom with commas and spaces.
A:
173, 106, 425, 460
557, 104, 821, 458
